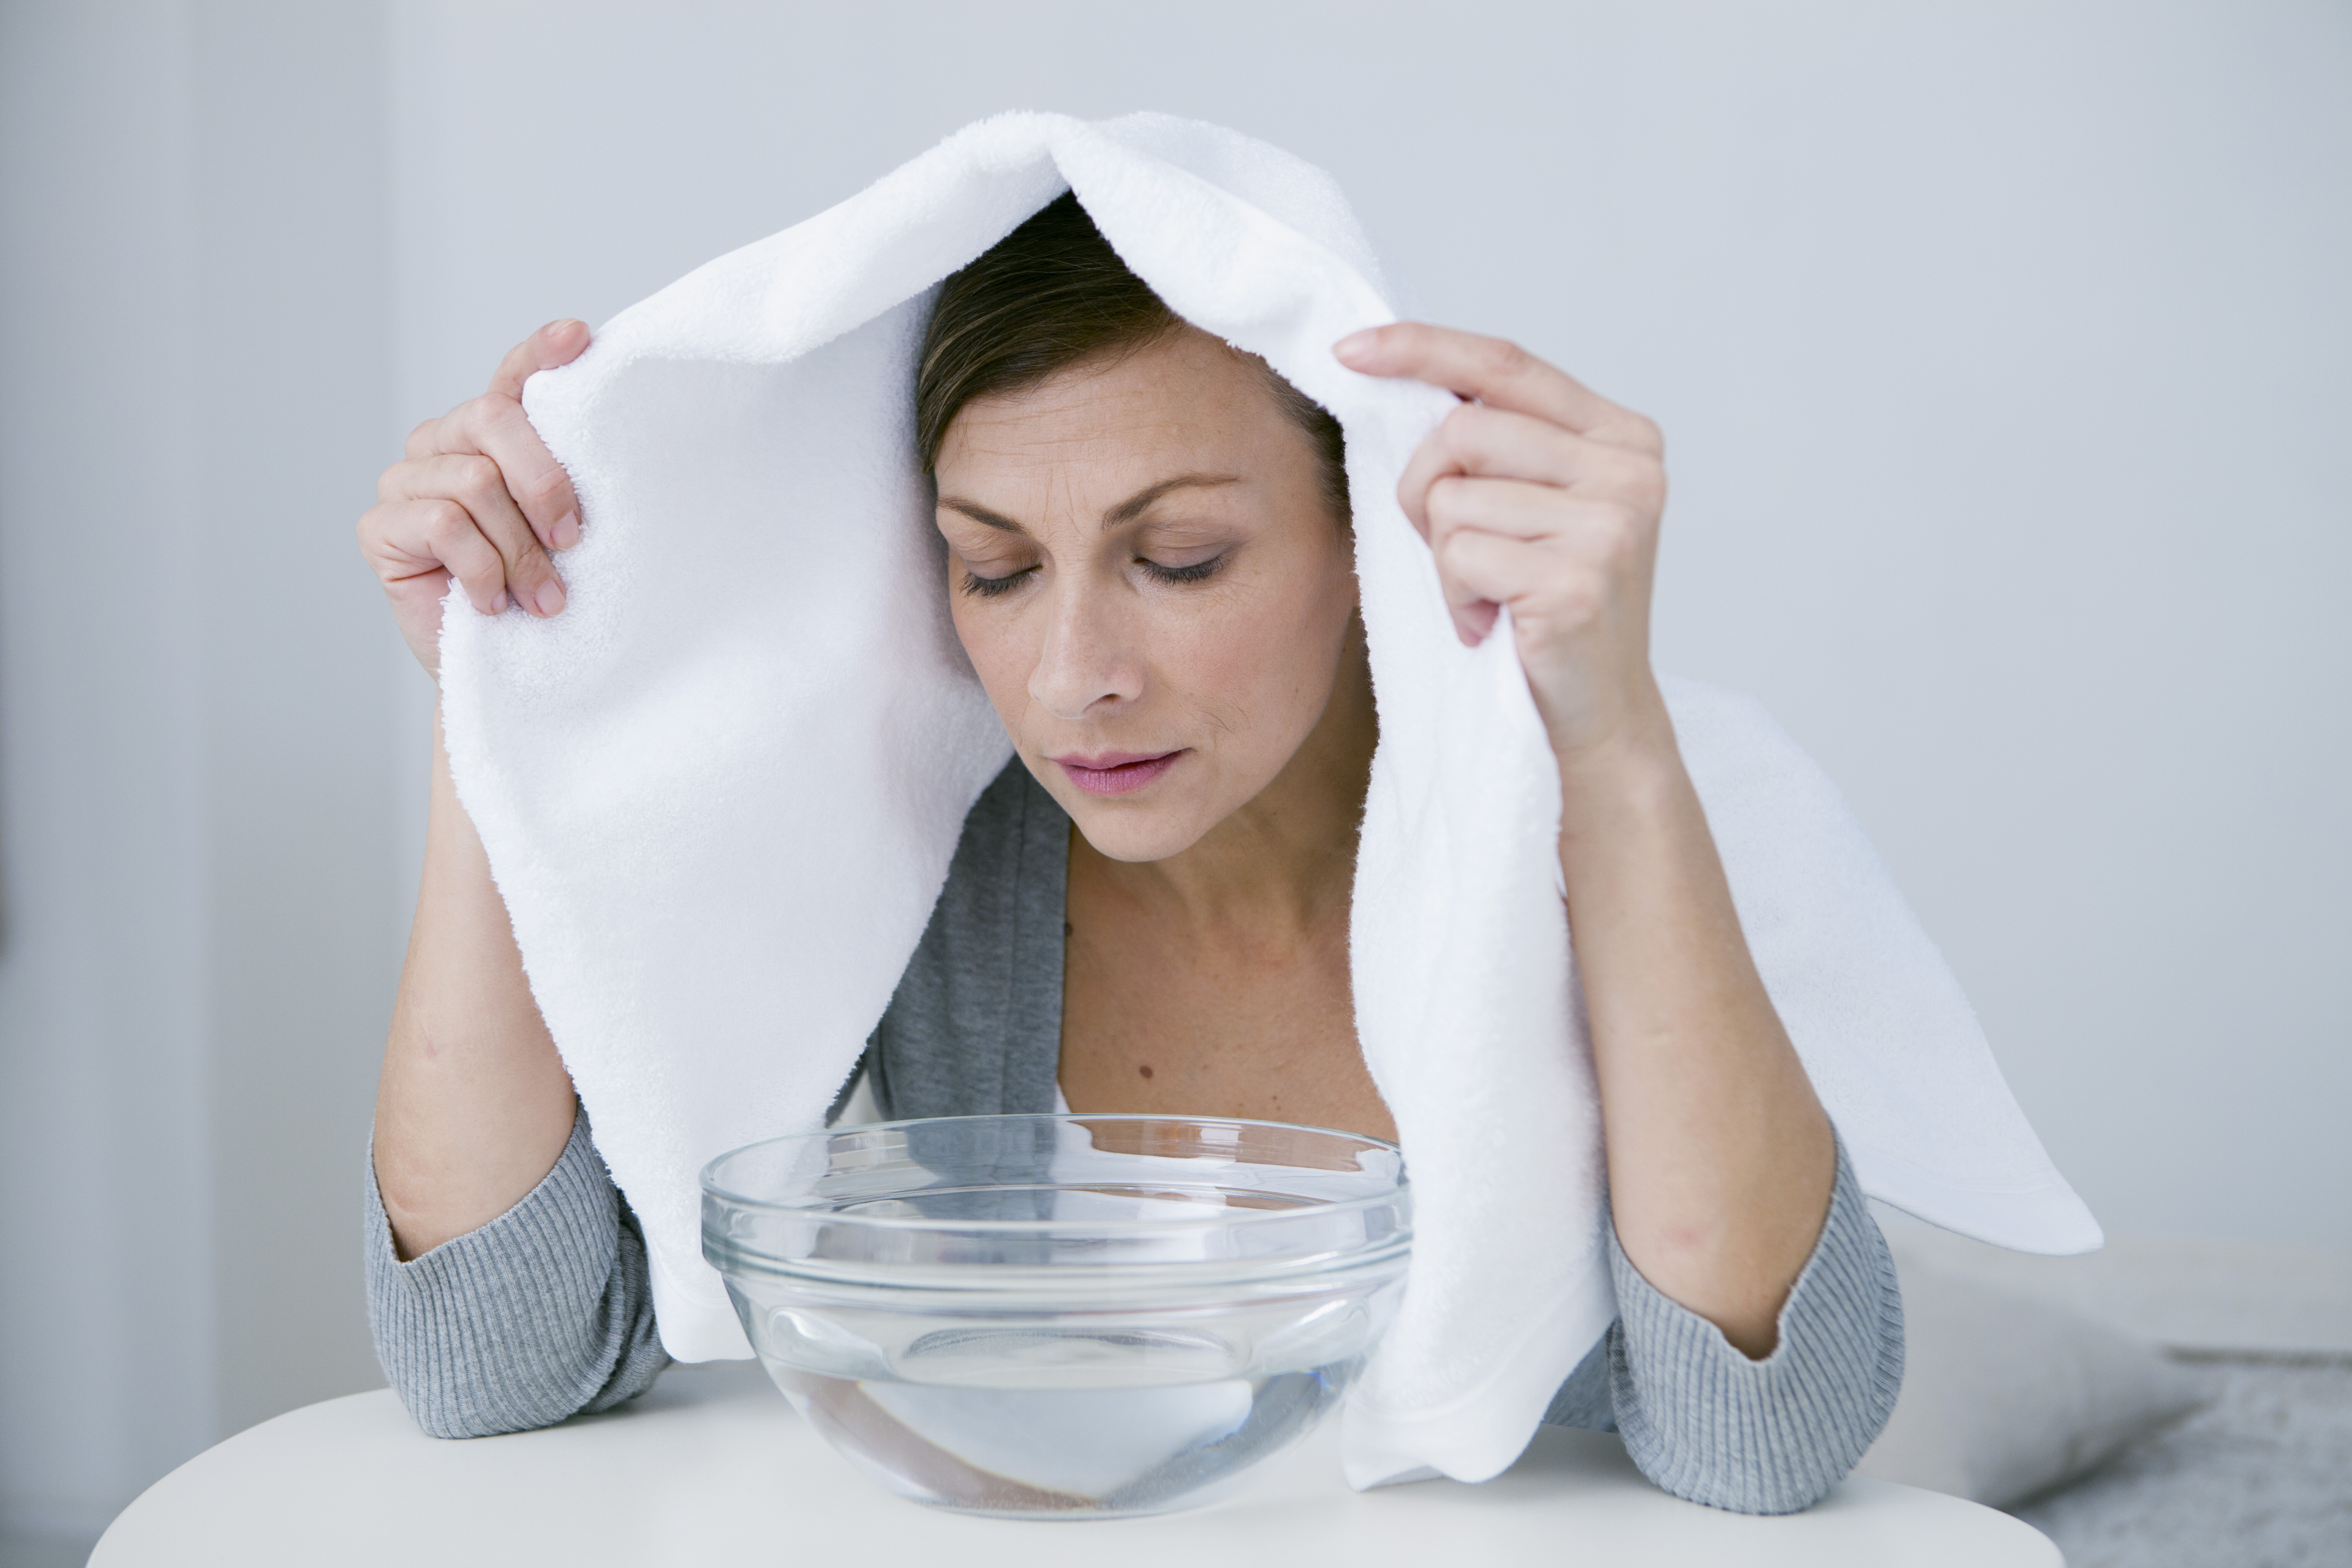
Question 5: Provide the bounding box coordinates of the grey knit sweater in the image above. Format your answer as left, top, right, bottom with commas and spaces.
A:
366, 762, 1905, 1514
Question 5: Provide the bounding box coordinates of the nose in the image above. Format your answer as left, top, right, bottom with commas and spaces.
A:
1029, 574, 1143, 722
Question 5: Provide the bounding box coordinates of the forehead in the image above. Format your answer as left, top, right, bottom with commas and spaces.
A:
933, 328, 1294, 497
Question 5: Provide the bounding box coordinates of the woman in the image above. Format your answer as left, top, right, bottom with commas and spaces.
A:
359, 195, 1900, 1513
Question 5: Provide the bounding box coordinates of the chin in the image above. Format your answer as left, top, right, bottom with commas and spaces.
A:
1059, 797, 1211, 864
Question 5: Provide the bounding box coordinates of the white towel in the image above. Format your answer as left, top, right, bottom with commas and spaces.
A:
438, 111, 2099, 1490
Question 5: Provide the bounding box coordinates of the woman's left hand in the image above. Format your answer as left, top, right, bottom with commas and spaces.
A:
1334, 323, 1669, 763
1342, 326, 1838, 1359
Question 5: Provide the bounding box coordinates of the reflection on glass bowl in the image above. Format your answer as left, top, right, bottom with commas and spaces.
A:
701, 1114, 1412, 1519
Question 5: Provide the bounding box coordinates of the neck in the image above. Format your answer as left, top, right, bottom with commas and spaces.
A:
1071, 616, 1377, 938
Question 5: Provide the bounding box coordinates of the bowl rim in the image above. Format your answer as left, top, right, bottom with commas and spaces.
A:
699, 1111, 1410, 1235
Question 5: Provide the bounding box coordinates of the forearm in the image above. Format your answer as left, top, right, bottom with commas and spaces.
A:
372, 709, 578, 1259
1557, 693, 1835, 1357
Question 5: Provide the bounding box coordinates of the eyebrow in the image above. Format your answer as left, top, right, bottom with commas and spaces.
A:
938, 472, 1242, 534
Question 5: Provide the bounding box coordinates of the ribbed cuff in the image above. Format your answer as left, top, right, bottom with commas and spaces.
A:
1604, 1137, 1906, 1514
363, 1105, 669, 1438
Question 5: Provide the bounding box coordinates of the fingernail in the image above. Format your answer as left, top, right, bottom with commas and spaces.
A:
535, 578, 567, 617
552, 510, 580, 550
490, 590, 508, 614
1333, 328, 1378, 364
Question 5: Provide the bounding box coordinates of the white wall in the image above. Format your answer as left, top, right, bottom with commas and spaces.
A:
0, 10, 216, 1548
185, 0, 401, 1445
0, 2, 399, 1555
2, 0, 2344, 1552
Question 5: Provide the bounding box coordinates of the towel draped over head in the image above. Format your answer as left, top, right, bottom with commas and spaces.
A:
438, 111, 2099, 1489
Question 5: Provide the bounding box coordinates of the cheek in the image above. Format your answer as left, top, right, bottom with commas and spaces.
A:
1161, 546, 1354, 735
947, 589, 1040, 722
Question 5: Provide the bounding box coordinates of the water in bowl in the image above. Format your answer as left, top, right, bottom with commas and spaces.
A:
740, 1296, 1382, 1516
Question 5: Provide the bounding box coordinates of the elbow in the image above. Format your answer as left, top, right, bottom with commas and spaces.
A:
1609, 1252, 1907, 1514
371, 1333, 597, 1441
401, 1398, 544, 1442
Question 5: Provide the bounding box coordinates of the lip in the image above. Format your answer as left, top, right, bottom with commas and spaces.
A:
1050, 749, 1185, 797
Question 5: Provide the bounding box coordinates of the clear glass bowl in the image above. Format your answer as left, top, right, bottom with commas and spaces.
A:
702, 1113, 1411, 1518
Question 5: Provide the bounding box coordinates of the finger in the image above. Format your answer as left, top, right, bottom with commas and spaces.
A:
1430, 523, 1521, 647
1336, 321, 1613, 433
1444, 490, 1654, 570
361, 498, 513, 616
1431, 527, 1587, 649
1436, 499, 1647, 634
1398, 407, 1663, 534
1334, 322, 1661, 452
487, 318, 590, 400
415, 393, 582, 552
1425, 476, 1582, 553
404, 415, 439, 462
384, 453, 567, 617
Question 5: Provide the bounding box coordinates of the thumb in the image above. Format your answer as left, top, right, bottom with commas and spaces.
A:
487, 318, 590, 400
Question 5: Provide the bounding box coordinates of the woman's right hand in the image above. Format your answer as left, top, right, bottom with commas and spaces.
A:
360, 319, 591, 676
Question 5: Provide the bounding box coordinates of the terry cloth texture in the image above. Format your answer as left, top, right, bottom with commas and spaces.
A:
436, 111, 2084, 1486
366, 761, 1903, 1514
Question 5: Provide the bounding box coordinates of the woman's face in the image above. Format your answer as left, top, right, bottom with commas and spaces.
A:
933, 327, 1357, 864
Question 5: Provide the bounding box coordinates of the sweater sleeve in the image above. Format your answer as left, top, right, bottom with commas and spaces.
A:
364, 1105, 670, 1438
1542, 1134, 1906, 1514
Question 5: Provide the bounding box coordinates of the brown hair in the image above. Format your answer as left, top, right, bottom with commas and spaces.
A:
914, 193, 1349, 524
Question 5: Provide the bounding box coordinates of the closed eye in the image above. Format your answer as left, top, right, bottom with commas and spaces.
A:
1140, 554, 1226, 585
959, 567, 1034, 598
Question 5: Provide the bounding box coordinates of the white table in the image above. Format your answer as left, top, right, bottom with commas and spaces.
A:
94, 1362, 2059, 1566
